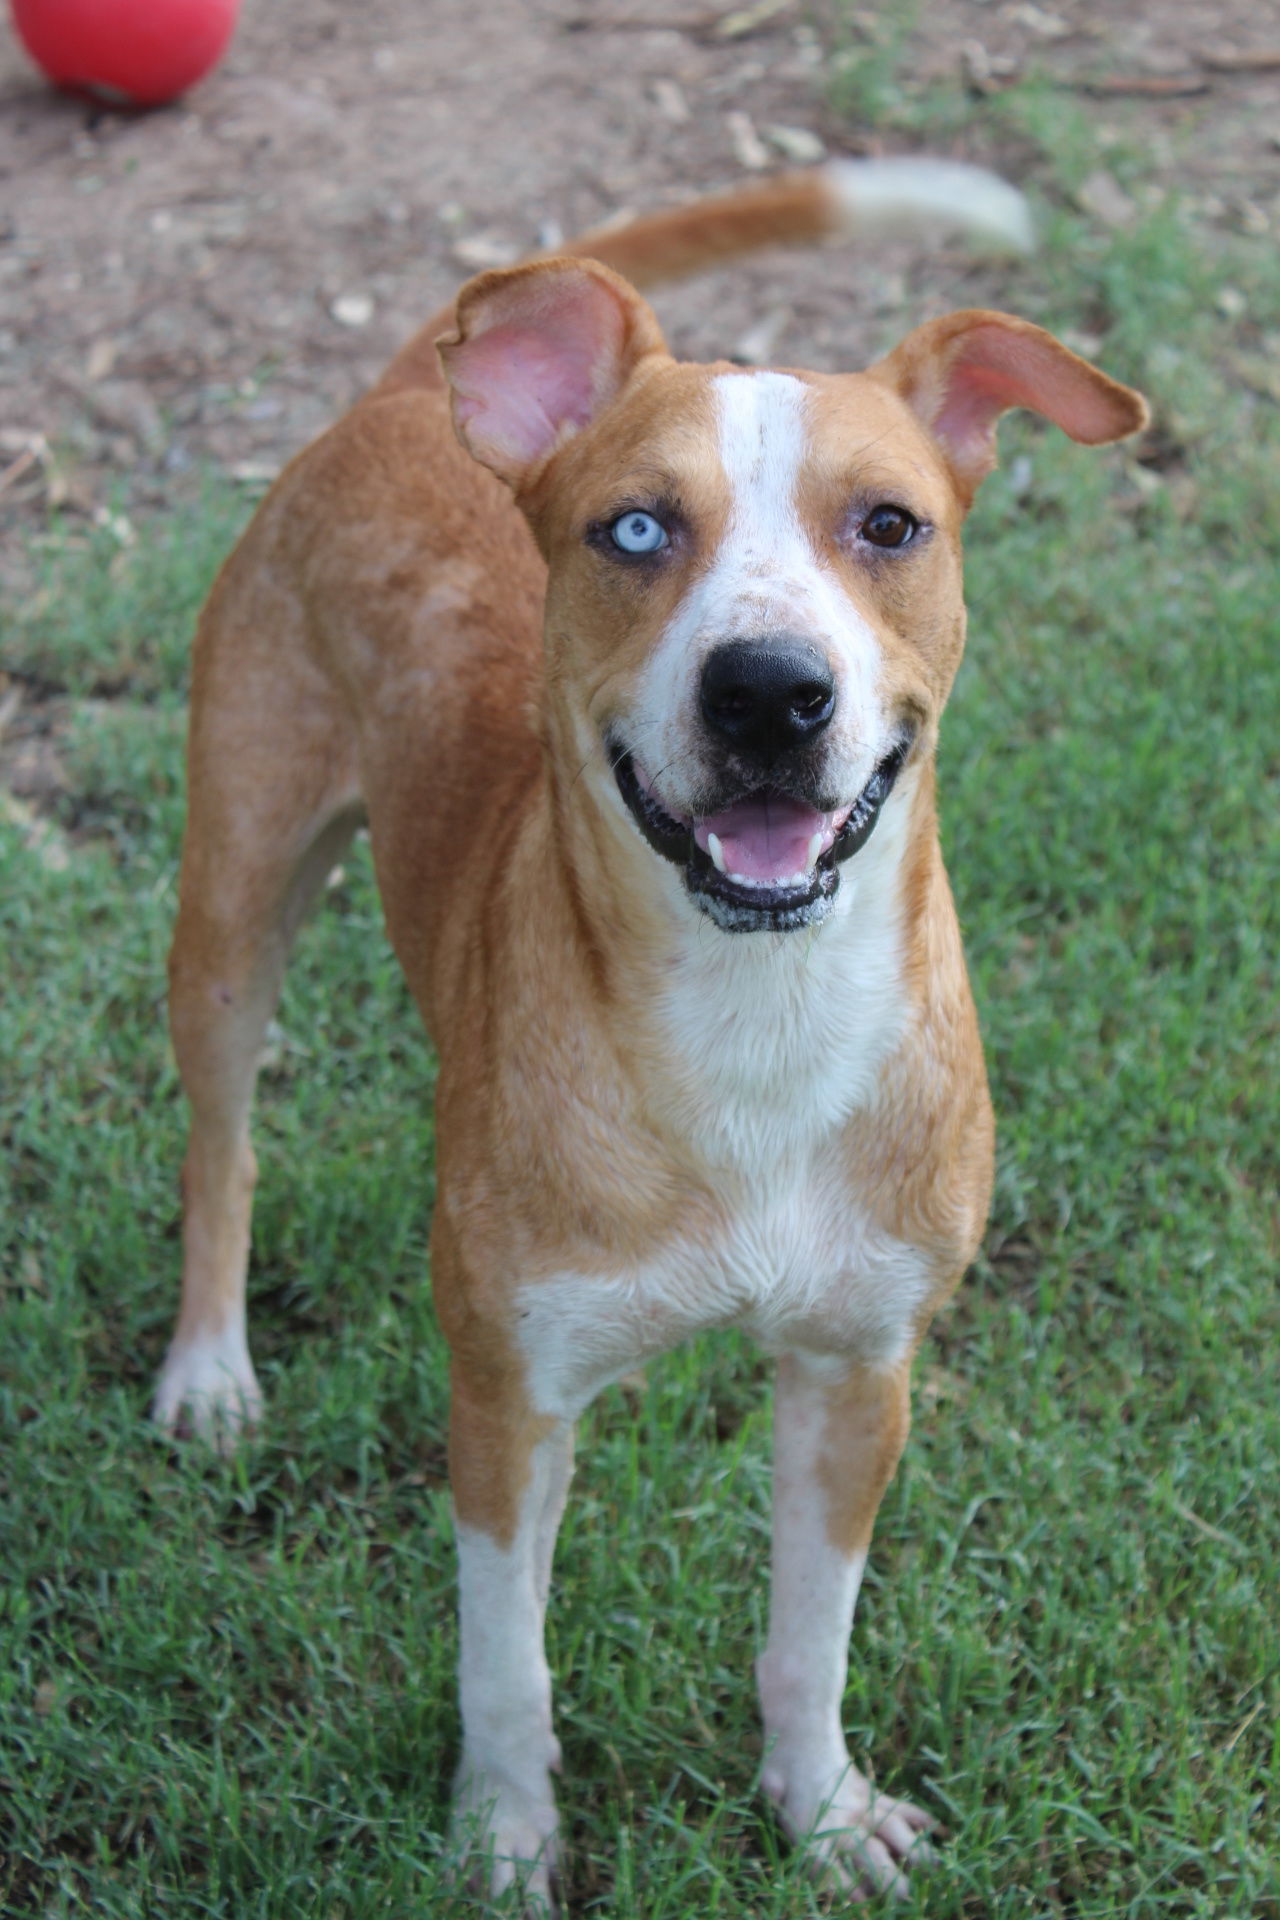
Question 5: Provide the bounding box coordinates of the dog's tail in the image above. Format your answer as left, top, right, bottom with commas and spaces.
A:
371, 157, 1034, 398
561, 157, 1033, 286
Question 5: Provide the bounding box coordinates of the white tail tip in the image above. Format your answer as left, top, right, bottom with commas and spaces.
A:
824, 156, 1036, 255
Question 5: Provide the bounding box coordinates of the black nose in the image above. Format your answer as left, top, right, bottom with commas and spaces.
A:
700, 639, 836, 759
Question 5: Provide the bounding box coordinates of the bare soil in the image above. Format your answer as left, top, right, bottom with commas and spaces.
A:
0, 0, 1276, 542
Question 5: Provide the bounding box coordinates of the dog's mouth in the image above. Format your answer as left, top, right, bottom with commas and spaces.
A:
613, 741, 909, 932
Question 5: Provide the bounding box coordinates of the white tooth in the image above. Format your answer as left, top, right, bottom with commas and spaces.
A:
805, 831, 824, 871
707, 832, 727, 874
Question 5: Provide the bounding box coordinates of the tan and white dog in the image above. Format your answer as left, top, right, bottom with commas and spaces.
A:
154, 159, 1147, 1905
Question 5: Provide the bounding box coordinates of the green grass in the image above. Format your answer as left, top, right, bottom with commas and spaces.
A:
3, 153, 1278, 1920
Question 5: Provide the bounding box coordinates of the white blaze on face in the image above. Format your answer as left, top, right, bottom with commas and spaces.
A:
630, 370, 885, 819
715, 368, 810, 564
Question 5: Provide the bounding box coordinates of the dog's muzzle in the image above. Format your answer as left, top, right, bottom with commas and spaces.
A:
613, 739, 910, 934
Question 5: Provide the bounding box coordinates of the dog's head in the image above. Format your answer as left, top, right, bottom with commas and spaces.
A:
439, 260, 1146, 934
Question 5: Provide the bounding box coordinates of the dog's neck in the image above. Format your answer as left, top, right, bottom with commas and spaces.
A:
536, 739, 937, 1179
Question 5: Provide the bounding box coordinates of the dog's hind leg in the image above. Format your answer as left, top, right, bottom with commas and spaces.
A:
155, 575, 362, 1449
757, 1353, 936, 1901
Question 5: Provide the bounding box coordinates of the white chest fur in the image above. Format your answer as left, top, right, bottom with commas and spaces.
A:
517, 787, 934, 1419
648, 780, 914, 1177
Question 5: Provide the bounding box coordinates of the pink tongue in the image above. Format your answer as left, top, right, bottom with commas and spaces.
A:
694, 793, 831, 882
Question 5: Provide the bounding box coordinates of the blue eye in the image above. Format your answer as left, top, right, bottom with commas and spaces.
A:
610, 510, 669, 555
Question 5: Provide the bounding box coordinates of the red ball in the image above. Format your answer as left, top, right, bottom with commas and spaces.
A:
11, 0, 241, 108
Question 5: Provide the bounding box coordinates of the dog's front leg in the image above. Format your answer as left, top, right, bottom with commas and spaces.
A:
758, 1352, 935, 1902
449, 1360, 574, 1912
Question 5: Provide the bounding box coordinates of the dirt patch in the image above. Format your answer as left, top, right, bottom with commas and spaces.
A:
0, 0, 1276, 551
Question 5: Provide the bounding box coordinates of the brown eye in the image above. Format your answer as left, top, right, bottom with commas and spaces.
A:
861, 504, 918, 549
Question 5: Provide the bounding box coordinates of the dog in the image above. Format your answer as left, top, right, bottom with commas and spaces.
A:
153, 158, 1147, 1905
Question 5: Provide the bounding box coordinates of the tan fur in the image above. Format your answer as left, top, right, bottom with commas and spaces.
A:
804, 1359, 914, 1558
158, 169, 1147, 1898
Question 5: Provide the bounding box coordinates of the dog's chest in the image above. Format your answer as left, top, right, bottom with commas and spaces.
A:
518, 850, 935, 1417
648, 891, 904, 1172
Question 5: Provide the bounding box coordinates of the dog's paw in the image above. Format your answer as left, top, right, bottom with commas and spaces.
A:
152, 1328, 262, 1454
764, 1756, 936, 1903
451, 1762, 560, 1914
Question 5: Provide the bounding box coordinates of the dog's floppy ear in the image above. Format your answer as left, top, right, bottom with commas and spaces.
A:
437, 258, 668, 491
870, 309, 1149, 506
